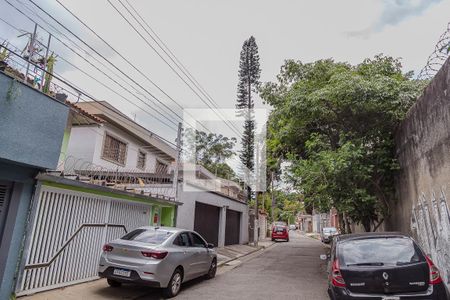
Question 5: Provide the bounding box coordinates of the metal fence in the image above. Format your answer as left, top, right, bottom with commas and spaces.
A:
16, 184, 152, 295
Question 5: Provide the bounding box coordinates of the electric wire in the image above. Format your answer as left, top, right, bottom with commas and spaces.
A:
35, 0, 211, 134
108, 0, 243, 138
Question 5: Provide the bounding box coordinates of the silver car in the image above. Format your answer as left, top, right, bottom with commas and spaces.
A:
98, 226, 217, 298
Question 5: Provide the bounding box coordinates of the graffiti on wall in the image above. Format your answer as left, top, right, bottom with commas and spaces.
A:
411, 189, 450, 286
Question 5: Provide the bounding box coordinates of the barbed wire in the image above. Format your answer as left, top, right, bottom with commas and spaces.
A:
54, 152, 177, 200
417, 22, 450, 80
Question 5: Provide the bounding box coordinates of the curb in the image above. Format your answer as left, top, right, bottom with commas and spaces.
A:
217, 242, 275, 267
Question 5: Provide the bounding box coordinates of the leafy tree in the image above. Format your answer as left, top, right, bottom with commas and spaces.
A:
183, 128, 237, 179
236, 36, 261, 201
261, 55, 427, 232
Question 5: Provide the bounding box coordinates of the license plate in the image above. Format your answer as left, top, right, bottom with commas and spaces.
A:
113, 268, 131, 277
382, 297, 400, 300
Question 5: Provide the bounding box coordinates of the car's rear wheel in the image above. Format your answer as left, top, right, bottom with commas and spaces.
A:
163, 268, 183, 298
286, 238, 289, 242
107, 278, 122, 288
205, 258, 217, 279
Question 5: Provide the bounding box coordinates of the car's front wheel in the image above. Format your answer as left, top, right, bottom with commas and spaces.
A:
205, 258, 217, 279
163, 268, 183, 298
107, 278, 122, 288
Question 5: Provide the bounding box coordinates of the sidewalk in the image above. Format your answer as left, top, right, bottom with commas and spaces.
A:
216, 238, 274, 266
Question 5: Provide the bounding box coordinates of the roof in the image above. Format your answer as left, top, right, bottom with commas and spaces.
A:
336, 232, 408, 243
66, 101, 103, 125
75, 101, 177, 161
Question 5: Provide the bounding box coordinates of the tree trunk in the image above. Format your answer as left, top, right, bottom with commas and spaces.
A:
362, 218, 371, 232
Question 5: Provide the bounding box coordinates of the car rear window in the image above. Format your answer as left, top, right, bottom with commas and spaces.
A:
324, 228, 337, 233
274, 226, 286, 232
121, 229, 173, 244
339, 237, 424, 266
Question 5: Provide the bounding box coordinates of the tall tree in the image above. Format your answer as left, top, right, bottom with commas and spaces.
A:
236, 36, 261, 201
261, 55, 427, 232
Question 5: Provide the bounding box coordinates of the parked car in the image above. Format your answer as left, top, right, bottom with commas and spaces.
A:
98, 227, 217, 298
322, 232, 450, 300
271, 225, 289, 242
321, 227, 338, 243
289, 224, 297, 231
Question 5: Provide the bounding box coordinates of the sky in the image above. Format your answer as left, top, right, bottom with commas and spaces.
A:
0, 0, 449, 157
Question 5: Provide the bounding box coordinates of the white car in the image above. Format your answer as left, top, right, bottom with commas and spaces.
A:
289, 224, 297, 230
98, 227, 217, 298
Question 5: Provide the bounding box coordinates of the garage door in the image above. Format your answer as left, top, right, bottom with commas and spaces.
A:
17, 185, 152, 295
194, 202, 220, 246
225, 209, 241, 245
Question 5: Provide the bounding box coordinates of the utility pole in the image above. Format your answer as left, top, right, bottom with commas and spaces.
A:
254, 140, 259, 247
25, 23, 38, 83
172, 122, 183, 201
41, 33, 51, 92
271, 171, 275, 222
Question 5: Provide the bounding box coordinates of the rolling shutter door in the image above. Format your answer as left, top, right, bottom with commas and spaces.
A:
0, 182, 12, 242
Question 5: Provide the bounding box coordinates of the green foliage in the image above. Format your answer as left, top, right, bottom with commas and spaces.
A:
42, 54, 56, 94
236, 36, 261, 178
184, 128, 237, 179
261, 55, 427, 231
273, 191, 304, 223
0, 45, 9, 62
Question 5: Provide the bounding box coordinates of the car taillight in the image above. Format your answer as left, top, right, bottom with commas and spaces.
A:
331, 259, 346, 287
102, 244, 113, 252
426, 256, 442, 284
141, 250, 168, 259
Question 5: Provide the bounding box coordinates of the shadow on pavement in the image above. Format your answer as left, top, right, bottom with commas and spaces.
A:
92, 277, 208, 300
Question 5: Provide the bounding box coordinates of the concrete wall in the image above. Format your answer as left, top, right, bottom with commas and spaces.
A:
177, 183, 249, 247
388, 58, 450, 286
0, 161, 37, 300
0, 73, 69, 170
66, 124, 172, 173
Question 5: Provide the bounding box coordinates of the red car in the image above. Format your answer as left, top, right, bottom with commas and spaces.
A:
271, 225, 289, 242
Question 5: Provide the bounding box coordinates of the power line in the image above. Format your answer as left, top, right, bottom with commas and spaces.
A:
108, 0, 243, 138
23, 0, 208, 133
45, 0, 211, 134
0, 42, 179, 149
2, 0, 182, 131
12, 0, 187, 131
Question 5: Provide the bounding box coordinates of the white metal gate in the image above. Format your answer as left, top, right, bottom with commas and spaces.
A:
17, 185, 151, 295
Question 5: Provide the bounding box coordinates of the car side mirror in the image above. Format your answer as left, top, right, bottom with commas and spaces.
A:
207, 243, 215, 249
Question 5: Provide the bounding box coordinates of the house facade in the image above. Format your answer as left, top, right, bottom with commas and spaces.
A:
0, 72, 70, 300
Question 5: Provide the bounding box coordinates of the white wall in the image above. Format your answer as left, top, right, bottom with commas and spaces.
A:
66, 124, 171, 173
65, 126, 98, 171
176, 183, 249, 246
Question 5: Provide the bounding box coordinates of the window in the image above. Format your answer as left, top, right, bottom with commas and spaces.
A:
190, 232, 206, 248
102, 133, 127, 165
173, 232, 191, 247
137, 150, 146, 169
155, 160, 168, 174
121, 229, 172, 244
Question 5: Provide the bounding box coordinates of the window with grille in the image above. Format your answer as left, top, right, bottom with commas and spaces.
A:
102, 134, 127, 165
155, 160, 168, 174
137, 150, 146, 170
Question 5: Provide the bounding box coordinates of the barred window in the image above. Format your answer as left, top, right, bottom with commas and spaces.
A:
156, 160, 168, 174
137, 150, 146, 170
102, 134, 127, 165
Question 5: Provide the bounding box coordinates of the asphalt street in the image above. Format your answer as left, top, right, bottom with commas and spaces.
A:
21, 232, 329, 300
173, 231, 329, 300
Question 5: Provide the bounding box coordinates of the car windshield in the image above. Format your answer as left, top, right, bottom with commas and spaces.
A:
323, 228, 337, 233
339, 237, 424, 267
121, 229, 173, 244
